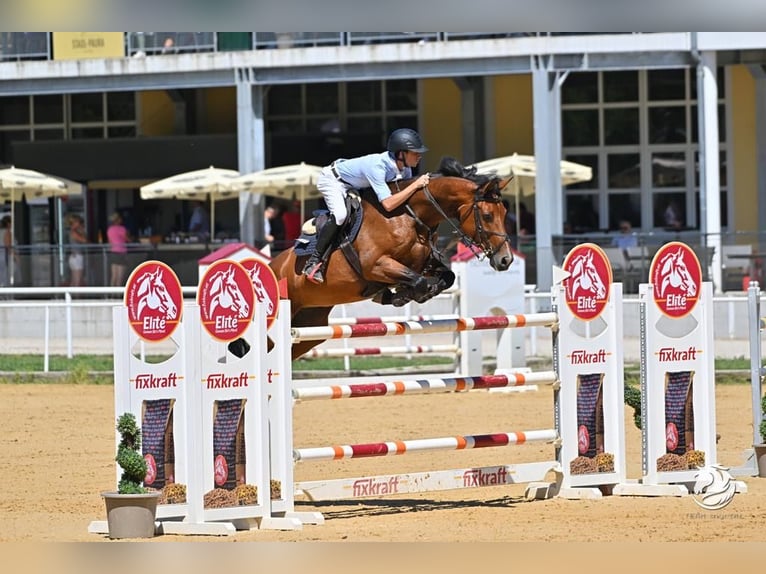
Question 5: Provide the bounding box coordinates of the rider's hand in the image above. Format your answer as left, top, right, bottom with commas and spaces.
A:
418, 174, 430, 189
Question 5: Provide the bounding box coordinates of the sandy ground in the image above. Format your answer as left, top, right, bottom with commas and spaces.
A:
0, 382, 764, 543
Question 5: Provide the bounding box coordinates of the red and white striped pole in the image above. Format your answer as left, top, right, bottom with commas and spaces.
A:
293, 429, 559, 462
293, 371, 558, 401
291, 312, 558, 343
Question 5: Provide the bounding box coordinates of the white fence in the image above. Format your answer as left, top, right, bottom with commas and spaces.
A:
0, 285, 757, 371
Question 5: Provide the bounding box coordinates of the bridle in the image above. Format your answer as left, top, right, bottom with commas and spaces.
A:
419, 178, 510, 261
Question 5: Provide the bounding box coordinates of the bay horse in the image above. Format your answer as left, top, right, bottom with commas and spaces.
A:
269, 157, 514, 360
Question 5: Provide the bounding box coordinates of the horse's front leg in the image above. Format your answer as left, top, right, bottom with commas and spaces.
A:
366, 255, 429, 306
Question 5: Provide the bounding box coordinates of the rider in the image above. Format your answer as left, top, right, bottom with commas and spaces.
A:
302, 127, 431, 284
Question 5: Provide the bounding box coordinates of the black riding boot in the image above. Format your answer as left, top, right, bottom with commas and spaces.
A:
302, 215, 339, 284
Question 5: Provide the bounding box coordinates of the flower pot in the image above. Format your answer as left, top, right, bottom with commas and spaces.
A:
755, 444, 766, 478
102, 491, 161, 539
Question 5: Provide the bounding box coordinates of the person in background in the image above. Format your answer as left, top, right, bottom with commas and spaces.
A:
0, 215, 11, 287
107, 211, 130, 287
188, 201, 210, 240
517, 201, 536, 235
264, 205, 275, 245
68, 214, 88, 287
611, 219, 638, 250
282, 200, 302, 244
663, 199, 683, 229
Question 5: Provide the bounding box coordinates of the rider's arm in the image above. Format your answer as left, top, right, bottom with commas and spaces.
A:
379, 173, 430, 212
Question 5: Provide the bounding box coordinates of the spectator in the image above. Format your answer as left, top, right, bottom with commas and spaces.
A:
611, 220, 638, 250
264, 204, 285, 249
68, 214, 87, 286
282, 200, 302, 243
107, 212, 130, 287
188, 201, 210, 240
518, 202, 535, 235
663, 200, 683, 229
0, 215, 11, 286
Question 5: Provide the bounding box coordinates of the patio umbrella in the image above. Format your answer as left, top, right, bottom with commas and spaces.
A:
231, 162, 323, 222
140, 166, 240, 240
0, 166, 84, 285
472, 153, 593, 233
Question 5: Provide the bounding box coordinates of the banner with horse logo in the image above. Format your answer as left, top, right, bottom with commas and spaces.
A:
562, 243, 612, 322
240, 257, 280, 331
650, 241, 702, 318
198, 259, 255, 342
124, 260, 184, 342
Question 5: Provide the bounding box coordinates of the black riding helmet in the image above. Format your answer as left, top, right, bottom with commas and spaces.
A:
387, 128, 429, 155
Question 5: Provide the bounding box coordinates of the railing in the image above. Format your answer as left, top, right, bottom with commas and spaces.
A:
0, 285, 756, 372
0, 32, 648, 62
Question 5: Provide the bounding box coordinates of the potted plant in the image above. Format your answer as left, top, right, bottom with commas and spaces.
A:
101, 412, 161, 539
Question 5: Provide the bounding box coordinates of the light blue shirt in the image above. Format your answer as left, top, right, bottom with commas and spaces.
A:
333, 151, 412, 202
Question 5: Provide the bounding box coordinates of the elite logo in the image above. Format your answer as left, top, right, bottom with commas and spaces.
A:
240, 257, 280, 330
650, 242, 701, 318
125, 261, 183, 342
198, 260, 254, 342
562, 243, 612, 321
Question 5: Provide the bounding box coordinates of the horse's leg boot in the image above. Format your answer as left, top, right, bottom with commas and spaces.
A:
304, 215, 339, 284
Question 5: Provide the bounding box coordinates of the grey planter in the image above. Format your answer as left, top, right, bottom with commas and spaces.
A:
102, 491, 161, 539
754, 444, 766, 478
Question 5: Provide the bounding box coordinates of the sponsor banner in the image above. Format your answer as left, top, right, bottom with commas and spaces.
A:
240, 257, 279, 330
52, 32, 125, 60
124, 260, 183, 342
198, 259, 255, 342
649, 241, 702, 318
562, 243, 612, 321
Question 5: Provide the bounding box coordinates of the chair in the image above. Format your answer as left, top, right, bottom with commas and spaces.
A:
602, 247, 629, 286
721, 244, 753, 291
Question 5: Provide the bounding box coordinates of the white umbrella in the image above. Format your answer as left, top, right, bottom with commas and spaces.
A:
140, 166, 240, 240
472, 153, 593, 233
232, 162, 323, 221
0, 166, 84, 285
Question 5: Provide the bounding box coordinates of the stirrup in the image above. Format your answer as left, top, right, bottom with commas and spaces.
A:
305, 262, 325, 284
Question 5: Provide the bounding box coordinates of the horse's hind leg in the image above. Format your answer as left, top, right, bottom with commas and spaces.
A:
290, 307, 333, 360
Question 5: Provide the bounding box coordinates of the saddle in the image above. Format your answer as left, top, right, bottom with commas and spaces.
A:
293, 190, 366, 276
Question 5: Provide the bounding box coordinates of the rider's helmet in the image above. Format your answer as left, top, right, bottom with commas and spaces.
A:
387, 128, 429, 156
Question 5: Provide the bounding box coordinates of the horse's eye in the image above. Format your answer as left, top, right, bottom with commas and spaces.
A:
482, 212, 493, 222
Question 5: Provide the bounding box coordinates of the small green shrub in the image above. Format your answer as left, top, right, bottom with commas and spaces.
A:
115, 412, 147, 494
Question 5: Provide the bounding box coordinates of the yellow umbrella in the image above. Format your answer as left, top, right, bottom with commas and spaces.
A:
0, 166, 83, 285
140, 166, 240, 240
232, 162, 323, 221
472, 153, 593, 232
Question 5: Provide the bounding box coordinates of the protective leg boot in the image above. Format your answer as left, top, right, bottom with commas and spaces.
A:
303, 216, 339, 284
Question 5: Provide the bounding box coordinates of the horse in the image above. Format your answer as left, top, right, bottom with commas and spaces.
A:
570, 251, 607, 299
659, 247, 697, 297
269, 157, 514, 360
136, 267, 178, 320
208, 265, 251, 318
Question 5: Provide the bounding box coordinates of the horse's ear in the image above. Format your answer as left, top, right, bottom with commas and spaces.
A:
497, 176, 513, 192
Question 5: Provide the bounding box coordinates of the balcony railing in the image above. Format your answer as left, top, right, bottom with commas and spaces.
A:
0, 32, 647, 62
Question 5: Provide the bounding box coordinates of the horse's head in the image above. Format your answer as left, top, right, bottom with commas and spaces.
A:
248, 265, 275, 316
136, 268, 177, 319
209, 266, 250, 318
571, 251, 606, 299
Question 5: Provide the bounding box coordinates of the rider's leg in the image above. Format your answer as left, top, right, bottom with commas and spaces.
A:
302, 171, 348, 284
303, 214, 340, 284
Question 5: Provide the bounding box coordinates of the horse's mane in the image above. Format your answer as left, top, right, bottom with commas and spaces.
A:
436, 156, 491, 185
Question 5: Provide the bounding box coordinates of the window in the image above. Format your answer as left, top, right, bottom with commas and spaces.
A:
265, 79, 418, 166
562, 68, 728, 232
